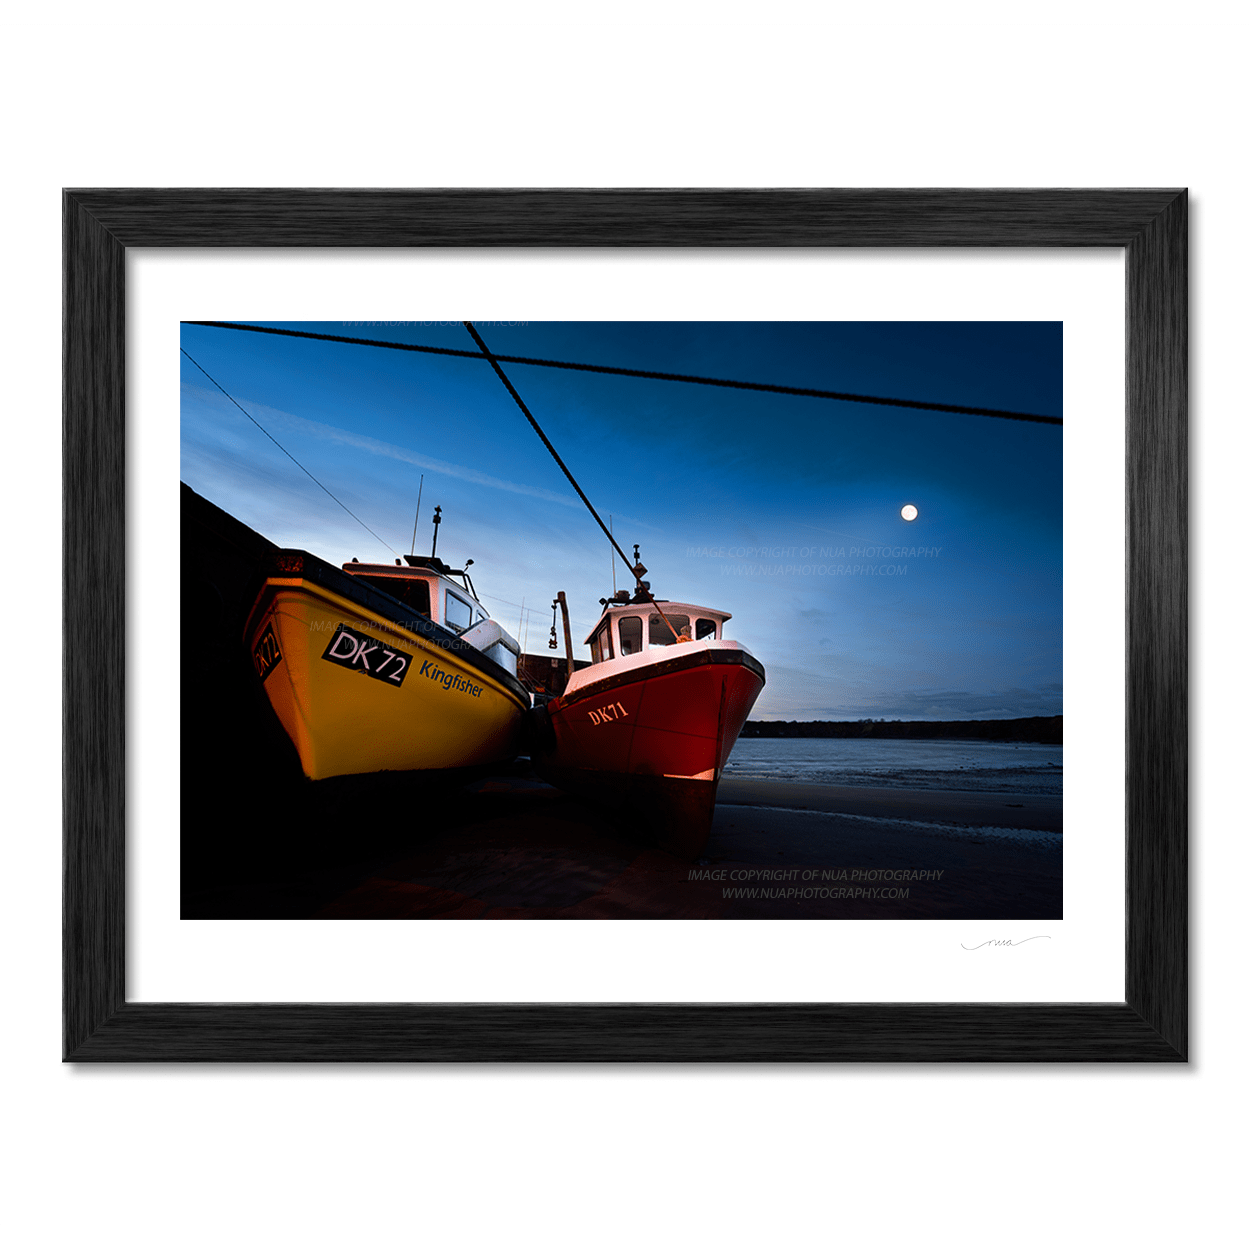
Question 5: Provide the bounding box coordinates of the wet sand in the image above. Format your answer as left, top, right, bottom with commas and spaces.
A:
718, 777, 1061, 831
183, 766, 1061, 921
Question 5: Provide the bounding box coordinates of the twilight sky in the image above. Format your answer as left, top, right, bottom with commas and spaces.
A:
180, 320, 1062, 721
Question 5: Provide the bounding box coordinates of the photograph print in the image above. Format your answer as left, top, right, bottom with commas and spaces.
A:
180, 319, 1062, 921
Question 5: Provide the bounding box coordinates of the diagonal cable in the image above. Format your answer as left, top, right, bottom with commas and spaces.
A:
463, 321, 682, 641
180, 347, 398, 555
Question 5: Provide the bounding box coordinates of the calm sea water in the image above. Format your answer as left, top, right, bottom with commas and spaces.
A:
723, 738, 1063, 796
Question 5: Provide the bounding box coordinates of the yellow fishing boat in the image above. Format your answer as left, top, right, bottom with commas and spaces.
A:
243, 546, 529, 781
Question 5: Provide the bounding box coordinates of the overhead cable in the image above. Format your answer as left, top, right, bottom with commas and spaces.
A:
184, 320, 1062, 426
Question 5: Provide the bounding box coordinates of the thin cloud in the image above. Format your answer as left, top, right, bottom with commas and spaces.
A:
182, 383, 581, 509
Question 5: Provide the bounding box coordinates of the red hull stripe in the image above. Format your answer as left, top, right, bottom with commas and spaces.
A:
558, 647, 765, 709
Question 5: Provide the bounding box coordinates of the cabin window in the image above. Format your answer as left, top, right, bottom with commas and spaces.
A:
696, 617, 718, 640
618, 615, 643, 656
357, 575, 432, 617
649, 613, 690, 647
445, 591, 473, 634
590, 623, 615, 664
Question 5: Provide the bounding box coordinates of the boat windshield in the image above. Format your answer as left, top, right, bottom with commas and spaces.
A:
445, 590, 474, 634
353, 575, 431, 616
648, 613, 690, 647
618, 615, 643, 656
590, 622, 615, 664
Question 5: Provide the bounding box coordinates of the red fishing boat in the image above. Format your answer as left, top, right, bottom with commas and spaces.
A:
531, 580, 765, 860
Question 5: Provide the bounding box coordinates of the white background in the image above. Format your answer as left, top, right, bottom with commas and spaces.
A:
132, 249, 1122, 1005
3, 3, 1244, 1248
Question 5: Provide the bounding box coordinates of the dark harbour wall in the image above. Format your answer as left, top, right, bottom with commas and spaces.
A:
739, 716, 1062, 745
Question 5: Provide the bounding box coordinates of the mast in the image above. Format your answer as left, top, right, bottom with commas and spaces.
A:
555, 592, 574, 689
409, 474, 424, 556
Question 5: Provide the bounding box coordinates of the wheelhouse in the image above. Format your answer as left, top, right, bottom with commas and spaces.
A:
342, 555, 489, 634
585, 602, 730, 665
342, 554, 521, 678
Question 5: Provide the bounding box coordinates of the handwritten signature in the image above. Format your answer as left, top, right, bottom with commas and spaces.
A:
961, 936, 1051, 950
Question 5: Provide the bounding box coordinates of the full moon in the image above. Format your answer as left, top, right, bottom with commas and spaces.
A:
901, 504, 919, 521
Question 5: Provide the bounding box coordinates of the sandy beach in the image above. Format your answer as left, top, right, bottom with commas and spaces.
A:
183, 763, 1061, 921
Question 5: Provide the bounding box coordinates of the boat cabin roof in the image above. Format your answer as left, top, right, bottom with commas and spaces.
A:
583, 600, 731, 643
584, 601, 732, 660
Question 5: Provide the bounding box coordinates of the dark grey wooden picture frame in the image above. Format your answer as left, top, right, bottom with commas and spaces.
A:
64, 189, 1187, 1062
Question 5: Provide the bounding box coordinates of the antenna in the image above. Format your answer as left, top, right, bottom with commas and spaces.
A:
409, 474, 424, 556
431, 505, 442, 559
610, 513, 617, 594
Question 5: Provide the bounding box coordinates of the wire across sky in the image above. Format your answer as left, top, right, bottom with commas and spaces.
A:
185, 321, 1062, 425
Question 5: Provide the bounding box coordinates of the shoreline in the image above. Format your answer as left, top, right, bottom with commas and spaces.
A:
739, 715, 1062, 744
183, 767, 1062, 921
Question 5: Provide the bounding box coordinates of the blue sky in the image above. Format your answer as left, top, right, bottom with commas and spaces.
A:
180, 320, 1062, 721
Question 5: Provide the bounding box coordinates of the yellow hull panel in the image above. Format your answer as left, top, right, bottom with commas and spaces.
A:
245, 579, 527, 781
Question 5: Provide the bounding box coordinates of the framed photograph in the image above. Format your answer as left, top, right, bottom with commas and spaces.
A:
64, 189, 1186, 1061
175, 315, 1065, 927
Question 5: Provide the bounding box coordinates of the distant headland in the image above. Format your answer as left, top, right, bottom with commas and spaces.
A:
740, 715, 1062, 744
